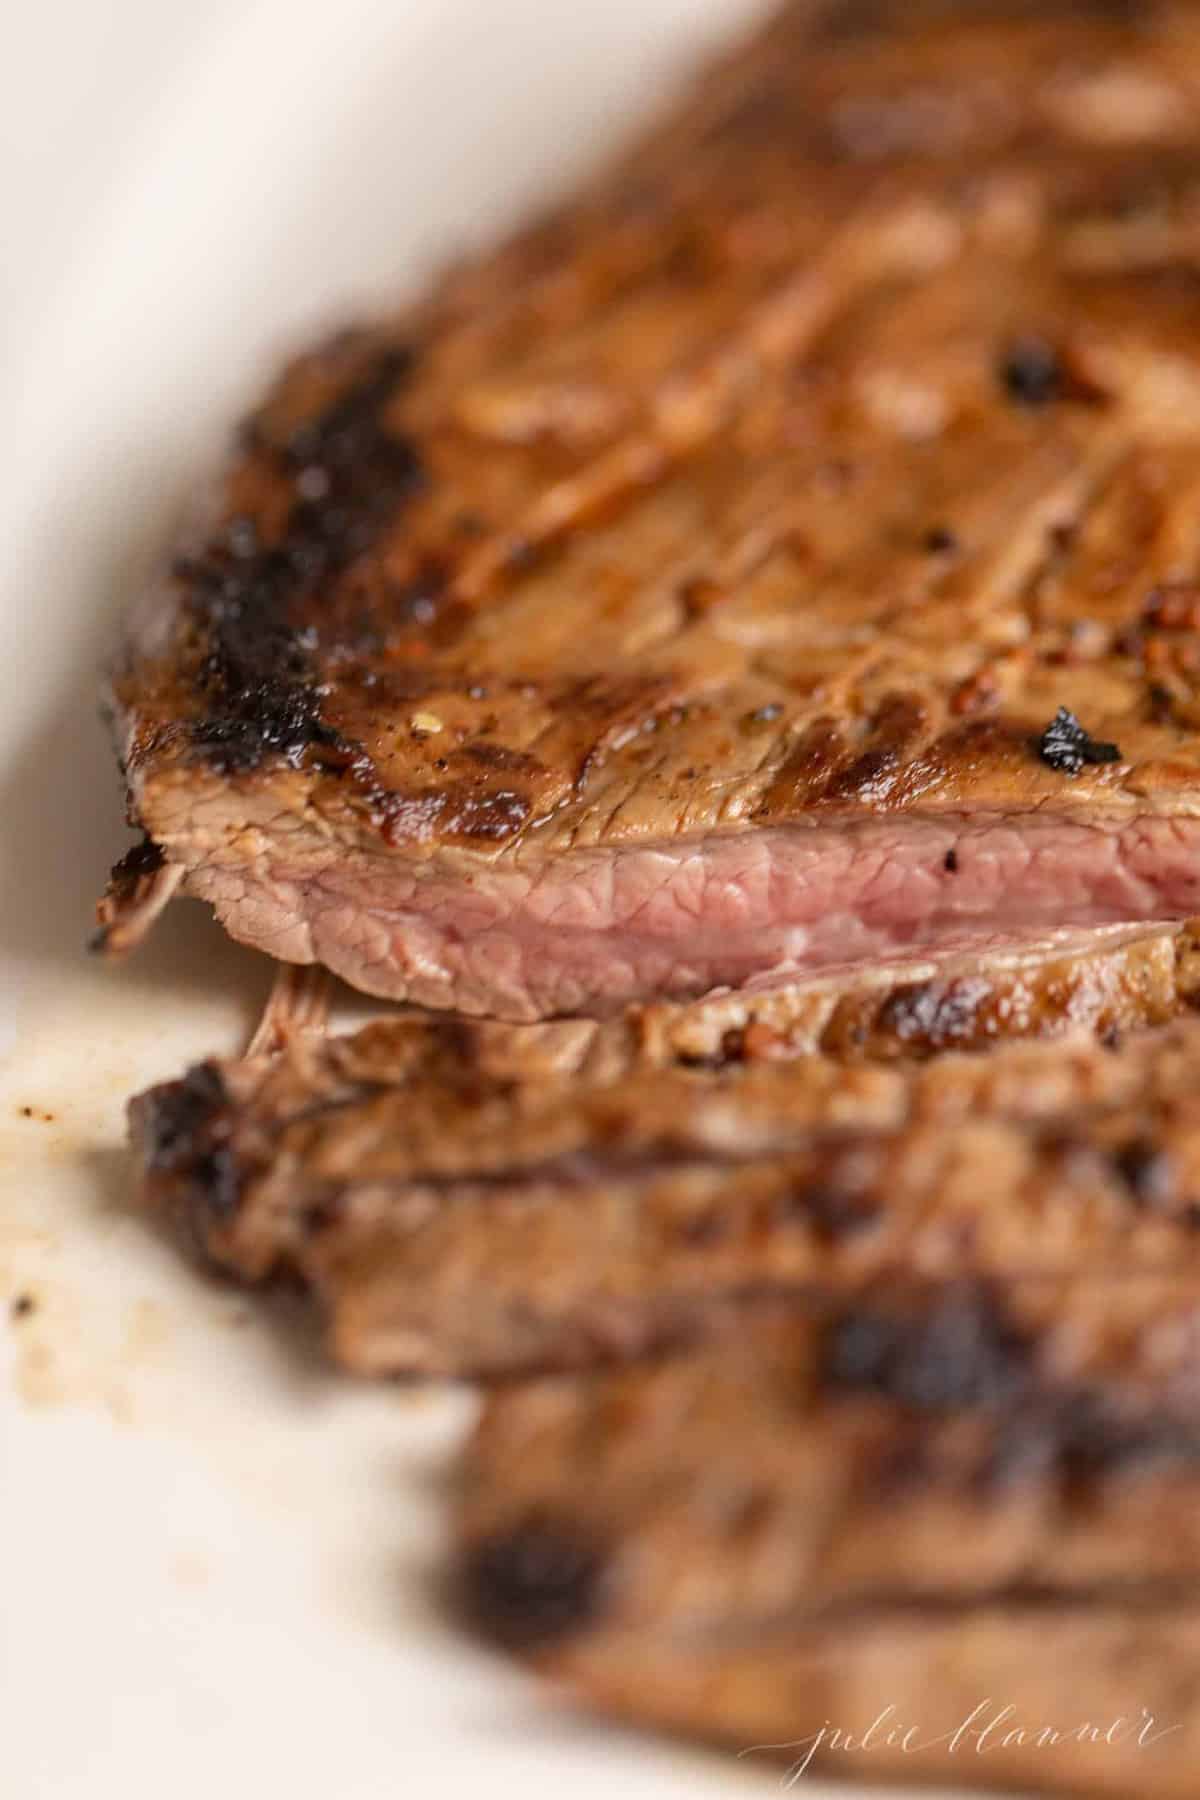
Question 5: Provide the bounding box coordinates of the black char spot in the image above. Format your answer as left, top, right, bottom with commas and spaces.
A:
186, 343, 424, 771
142, 1064, 243, 1222
144, 1063, 228, 1171
824, 1285, 1031, 1412
186, 1146, 243, 1220
460, 1518, 607, 1649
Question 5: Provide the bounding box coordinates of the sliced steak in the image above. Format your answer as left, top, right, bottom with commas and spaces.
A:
132, 1002, 1200, 1377
635, 917, 1200, 1065
458, 1276, 1200, 1793
228, 916, 1200, 1078
106, 0, 1200, 1018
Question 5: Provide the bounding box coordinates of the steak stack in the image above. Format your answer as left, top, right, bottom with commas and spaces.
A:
111, 0, 1200, 1788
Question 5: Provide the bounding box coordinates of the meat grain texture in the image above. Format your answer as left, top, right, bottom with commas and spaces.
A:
108, 0, 1200, 1019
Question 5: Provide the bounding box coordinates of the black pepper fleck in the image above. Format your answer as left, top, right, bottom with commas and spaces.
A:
505, 538, 542, 573
1148, 682, 1176, 725
1113, 1139, 1175, 1210
999, 336, 1062, 408
1036, 707, 1122, 776
743, 702, 784, 729
943, 848, 959, 873
793, 1184, 880, 1243
225, 515, 260, 559
11, 1294, 35, 1320
680, 1209, 730, 1247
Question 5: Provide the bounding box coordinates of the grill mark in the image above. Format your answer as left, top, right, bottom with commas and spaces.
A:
699, 1577, 1200, 1644
158, 1105, 1194, 1253
450, 200, 964, 612
978, 439, 1127, 641
1022, 449, 1125, 639
820, 693, 933, 804
569, 675, 685, 795
178, 1144, 888, 1213
760, 716, 847, 811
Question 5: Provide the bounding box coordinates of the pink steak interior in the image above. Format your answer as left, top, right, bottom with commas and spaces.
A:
182, 809, 1200, 1020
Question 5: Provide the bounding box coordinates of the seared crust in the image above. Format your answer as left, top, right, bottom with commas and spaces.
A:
458, 1276, 1200, 1792
635, 919, 1200, 1063
114, 0, 1200, 906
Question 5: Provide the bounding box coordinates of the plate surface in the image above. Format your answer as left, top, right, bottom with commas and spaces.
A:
1, 4, 985, 1794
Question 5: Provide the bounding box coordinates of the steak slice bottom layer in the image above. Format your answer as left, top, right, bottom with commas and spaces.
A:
132, 946, 1200, 1376
458, 1275, 1200, 1795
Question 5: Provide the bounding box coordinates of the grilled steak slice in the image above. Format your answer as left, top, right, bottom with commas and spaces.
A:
107, 0, 1200, 1019
457, 1277, 1200, 1792
636, 918, 1200, 1065
231, 917, 1200, 1072
132, 1002, 1200, 1377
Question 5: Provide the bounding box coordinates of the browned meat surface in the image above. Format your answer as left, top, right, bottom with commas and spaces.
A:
107, 0, 1200, 1018
132, 993, 1200, 1377
635, 917, 1200, 1064
458, 1277, 1200, 1794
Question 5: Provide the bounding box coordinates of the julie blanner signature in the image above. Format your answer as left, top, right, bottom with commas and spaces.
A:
740, 1701, 1181, 1784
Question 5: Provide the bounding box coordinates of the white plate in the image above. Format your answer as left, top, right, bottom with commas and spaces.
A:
1, 5, 990, 1795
